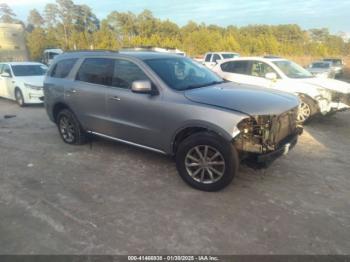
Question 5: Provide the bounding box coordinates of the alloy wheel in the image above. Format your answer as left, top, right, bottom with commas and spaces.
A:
297, 101, 311, 122
59, 116, 76, 143
185, 145, 226, 184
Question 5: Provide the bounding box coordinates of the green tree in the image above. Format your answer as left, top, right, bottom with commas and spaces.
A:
0, 3, 17, 23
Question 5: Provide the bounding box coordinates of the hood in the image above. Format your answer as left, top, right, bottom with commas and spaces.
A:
297, 77, 350, 94
15, 76, 45, 87
184, 82, 299, 116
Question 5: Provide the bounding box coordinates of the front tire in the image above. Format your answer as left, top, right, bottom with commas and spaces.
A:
176, 132, 239, 191
57, 109, 88, 145
297, 96, 316, 124
15, 89, 25, 107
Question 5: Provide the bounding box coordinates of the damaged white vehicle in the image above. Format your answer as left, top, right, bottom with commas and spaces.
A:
212, 57, 350, 122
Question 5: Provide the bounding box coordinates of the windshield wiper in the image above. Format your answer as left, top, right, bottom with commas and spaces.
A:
185, 80, 225, 90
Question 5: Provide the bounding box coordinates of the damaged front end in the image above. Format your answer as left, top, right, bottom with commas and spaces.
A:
233, 107, 303, 163
316, 89, 350, 115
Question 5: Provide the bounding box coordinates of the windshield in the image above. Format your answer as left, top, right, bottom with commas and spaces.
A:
311, 62, 330, 68
324, 59, 342, 66
222, 54, 238, 59
12, 65, 47, 77
145, 57, 223, 90
273, 60, 313, 79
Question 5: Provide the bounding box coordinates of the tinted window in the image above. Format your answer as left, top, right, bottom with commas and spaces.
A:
112, 60, 149, 89
222, 53, 238, 59
51, 59, 77, 78
205, 54, 212, 62
212, 54, 221, 63
311, 62, 330, 68
250, 61, 277, 78
221, 61, 249, 75
77, 58, 114, 86
0, 64, 4, 73
145, 57, 223, 91
12, 65, 47, 76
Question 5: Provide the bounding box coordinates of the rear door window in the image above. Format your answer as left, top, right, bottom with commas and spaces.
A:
205, 54, 212, 62
221, 61, 249, 75
51, 59, 77, 78
76, 58, 114, 86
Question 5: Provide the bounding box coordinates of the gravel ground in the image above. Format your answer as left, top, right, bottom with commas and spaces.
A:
0, 98, 350, 254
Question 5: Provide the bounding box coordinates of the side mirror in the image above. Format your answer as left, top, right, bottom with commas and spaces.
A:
131, 80, 154, 94
265, 72, 277, 80
1, 72, 11, 78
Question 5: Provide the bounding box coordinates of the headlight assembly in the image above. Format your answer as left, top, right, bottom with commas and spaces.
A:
316, 88, 332, 101
24, 83, 42, 90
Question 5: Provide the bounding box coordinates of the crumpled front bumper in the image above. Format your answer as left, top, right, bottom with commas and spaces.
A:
317, 93, 350, 115
256, 126, 303, 163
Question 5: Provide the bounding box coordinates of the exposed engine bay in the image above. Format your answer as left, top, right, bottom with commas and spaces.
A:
234, 107, 303, 155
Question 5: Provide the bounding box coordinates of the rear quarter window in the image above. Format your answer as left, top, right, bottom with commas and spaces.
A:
51, 59, 78, 78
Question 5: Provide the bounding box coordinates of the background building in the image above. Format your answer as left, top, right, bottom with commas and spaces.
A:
0, 23, 28, 61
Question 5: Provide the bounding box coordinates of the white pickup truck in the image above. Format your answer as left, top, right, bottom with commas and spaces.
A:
202, 52, 240, 68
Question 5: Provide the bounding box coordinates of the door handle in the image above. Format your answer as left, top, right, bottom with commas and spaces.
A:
110, 96, 121, 101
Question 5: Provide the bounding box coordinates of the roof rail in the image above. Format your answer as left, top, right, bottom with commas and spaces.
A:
63, 49, 119, 54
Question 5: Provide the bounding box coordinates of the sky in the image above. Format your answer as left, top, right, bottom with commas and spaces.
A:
3, 0, 350, 34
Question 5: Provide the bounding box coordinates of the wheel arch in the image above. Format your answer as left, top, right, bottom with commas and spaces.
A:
171, 123, 233, 155
52, 102, 73, 123
295, 92, 319, 111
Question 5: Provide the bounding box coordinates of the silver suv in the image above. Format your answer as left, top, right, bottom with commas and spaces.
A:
44, 51, 302, 191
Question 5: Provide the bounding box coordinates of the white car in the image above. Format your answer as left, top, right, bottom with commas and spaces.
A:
203, 52, 240, 69
0, 62, 47, 106
212, 57, 350, 122
42, 48, 63, 65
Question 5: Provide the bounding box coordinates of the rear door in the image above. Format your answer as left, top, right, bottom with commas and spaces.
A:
219, 60, 253, 84
71, 57, 113, 133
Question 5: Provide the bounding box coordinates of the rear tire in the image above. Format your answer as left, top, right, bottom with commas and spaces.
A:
175, 132, 239, 191
57, 109, 88, 145
15, 89, 25, 107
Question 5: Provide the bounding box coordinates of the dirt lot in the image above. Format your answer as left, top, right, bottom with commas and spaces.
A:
1, 98, 350, 254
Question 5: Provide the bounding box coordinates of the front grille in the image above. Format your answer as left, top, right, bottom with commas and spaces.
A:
269, 109, 297, 145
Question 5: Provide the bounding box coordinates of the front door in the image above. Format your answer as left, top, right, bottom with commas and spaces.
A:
105, 59, 163, 149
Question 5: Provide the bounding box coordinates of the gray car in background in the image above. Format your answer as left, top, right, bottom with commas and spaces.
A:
323, 58, 345, 77
44, 51, 302, 191
307, 61, 336, 78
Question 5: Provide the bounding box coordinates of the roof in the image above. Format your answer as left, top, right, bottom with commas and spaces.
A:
44, 49, 63, 54
205, 52, 239, 55
0, 61, 45, 66
58, 50, 184, 61
218, 56, 287, 63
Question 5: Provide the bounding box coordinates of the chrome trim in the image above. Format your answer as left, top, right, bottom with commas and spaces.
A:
88, 131, 166, 155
